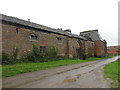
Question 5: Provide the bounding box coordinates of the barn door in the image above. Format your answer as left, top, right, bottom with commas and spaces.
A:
76, 48, 80, 59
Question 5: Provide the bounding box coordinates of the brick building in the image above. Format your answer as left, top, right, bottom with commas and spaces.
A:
80, 30, 107, 57
107, 46, 120, 56
0, 14, 107, 59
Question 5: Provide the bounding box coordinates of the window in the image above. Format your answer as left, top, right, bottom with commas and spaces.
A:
30, 34, 38, 41
56, 37, 62, 43
40, 46, 46, 53
16, 28, 19, 34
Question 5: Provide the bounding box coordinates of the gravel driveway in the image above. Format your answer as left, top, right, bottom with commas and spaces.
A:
3, 56, 119, 88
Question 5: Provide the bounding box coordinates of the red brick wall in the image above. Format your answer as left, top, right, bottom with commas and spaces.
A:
94, 41, 105, 57
107, 46, 119, 55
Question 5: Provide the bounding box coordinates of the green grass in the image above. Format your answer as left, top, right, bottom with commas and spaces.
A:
104, 60, 119, 88
2, 56, 117, 78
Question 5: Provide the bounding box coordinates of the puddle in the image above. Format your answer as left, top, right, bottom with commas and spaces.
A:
64, 78, 76, 83
75, 74, 81, 79
64, 74, 81, 83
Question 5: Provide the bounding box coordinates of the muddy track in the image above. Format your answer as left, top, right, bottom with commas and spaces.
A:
3, 56, 119, 88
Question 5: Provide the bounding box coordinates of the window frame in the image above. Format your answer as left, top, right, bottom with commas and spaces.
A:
40, 46, 46, 54
30, 34, 38, 41
56, 37, 62, 44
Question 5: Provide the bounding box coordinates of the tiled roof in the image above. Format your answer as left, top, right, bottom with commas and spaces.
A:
80, 30, 104, 41
0, 14, 87, 40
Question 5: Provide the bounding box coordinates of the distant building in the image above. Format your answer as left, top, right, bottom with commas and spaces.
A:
0, 14, 107, 59
107, 46, 120, 56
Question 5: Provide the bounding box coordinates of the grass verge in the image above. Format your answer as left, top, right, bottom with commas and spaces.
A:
104, 59, 119, 88
2, 56, 117, 78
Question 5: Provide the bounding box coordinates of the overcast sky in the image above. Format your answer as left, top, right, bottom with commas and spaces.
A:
0, 0, 119, 46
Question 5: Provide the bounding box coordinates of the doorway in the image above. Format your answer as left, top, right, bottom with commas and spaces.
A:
76, 48, 80, 59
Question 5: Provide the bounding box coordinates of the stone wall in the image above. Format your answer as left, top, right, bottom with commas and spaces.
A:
2, 22, 68, 57
68, 37, 80, 58
2, 22, 83, 58
85, 41, 95, 58
2, 21, 106, 59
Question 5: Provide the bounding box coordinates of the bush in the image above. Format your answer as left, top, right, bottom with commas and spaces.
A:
19, 53, 30, 63
22, 44, 41, 62
27, 45, 58, 62
45, 46, 58, 61
3, 45, 59, 64
31, 44, 41, 62
11, 46, 19, 61
2, 53, 10, 64
2, 45, 19, 64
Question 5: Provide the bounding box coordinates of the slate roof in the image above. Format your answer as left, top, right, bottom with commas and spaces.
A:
80, 30, 104, 41
0, 14, 87, 40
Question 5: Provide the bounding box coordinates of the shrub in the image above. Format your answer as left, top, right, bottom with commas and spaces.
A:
2, 45, 19, 64
45, 46, 58, 61
6, 45, 20, 64
11, 46, 19, 61
2, 53, 10, 64
26, 45, 58, 62
3, 45, 58, 64
22, 44, 41, 62
31, 44, 41, 62
19, 53, 30, 63
32, 44, 40, 57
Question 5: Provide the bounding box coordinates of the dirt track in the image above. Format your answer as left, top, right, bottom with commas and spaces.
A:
3, 56, 119, 88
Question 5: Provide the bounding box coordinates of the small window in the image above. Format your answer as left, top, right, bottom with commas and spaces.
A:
89, 37, 92, 40
30, 34, 38, 41
56, 37, 62, 43
16, 28, 19, 34
40, 46, 46, 53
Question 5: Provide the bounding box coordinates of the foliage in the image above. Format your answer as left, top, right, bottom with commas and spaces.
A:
29, 44, 40, 62
19, 53, 31, 63
2, 45, 19, 64
44, 46, 58, 61
2, 53, 10, 64
2, 44, 59, 64
2, 43, 118, 65
20, 45, 58, 62
11, 45, 19, 62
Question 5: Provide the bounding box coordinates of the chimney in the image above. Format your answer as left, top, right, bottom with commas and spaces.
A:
57, 28, 63, 31
28, 18, 30, 22
64, 29, 71, 33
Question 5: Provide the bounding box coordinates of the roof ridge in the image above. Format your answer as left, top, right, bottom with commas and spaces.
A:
80, 29, 98, 33
0, 14, 87, 40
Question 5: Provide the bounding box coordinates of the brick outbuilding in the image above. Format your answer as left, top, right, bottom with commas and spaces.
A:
0, 14, 107, 59
107, 46, 120, 56
80, 30, 107, 57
